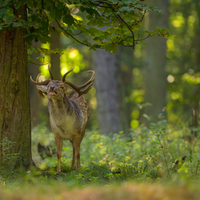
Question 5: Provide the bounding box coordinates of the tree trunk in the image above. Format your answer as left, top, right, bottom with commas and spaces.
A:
143, 0, 169, 124
92, 48, 127, 134
50, 21, 61, 80
0, 6, 31, 171
29, 41, 41, 127
190, 1, 200, 137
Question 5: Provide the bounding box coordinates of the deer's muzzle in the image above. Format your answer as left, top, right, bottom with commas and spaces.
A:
50, 89, 57, 94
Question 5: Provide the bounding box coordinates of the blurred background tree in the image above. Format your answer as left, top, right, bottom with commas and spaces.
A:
142, 0, 169, 125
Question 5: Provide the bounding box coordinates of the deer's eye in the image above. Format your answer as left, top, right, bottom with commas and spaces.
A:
61, 86, 64, 89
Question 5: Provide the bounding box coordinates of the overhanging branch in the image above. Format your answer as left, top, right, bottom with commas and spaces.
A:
55, 19, 90, 47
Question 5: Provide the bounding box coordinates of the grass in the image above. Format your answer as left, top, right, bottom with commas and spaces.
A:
1, 118, 200, 199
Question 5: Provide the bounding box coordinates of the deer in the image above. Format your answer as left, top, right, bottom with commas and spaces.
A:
30, 64, 95, 172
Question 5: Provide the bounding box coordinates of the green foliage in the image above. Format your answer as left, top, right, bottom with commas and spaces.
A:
0, 137, 19, 172
0, 0, 172, 53
165, 0, 200, 125
25, 118, 200, 186
1, 119, 200, 198
144, 27, 175, 38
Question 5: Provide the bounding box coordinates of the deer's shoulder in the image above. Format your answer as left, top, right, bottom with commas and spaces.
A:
67, 92, 89, 120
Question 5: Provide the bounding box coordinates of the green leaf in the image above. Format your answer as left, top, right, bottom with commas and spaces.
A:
0, 0, 10, 7
3, 13, 15, 23
0, 8, 7, 16
50, 7, 56, 19
118, 7, 135, 14
85, 8, 94, 15
57, 1, 64, 10
79, 6, 85, 12
104, 44, 112, 51
63, 14, 74, 25
56, 10, 62, 21
64, 0, 72, 4
85, 7, 100, 16
157, 26, 161, 31
110, 46, 117, 54
37, 35, 50, 43
44, 35, 53, 43
12, 22, 20, 27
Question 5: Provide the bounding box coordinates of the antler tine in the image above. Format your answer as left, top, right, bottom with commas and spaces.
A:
48, 63, 54, 80
62, 67, 75, 82
64, 70, 95, 96
30, 75, 51, 85
36, 73, 41, 82
30, 64, 53, 85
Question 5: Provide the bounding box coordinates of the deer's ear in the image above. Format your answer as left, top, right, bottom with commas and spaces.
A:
36, 85, 48, 98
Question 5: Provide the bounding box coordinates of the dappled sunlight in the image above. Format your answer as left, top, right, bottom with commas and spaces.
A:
130, 90, 144, 104
167, 39, 175, 52
89, 97, 97, 110
171, 13, 185, 28
131, 119, 139, 128
182, 73, 200, 84
131, 110, 140, 128
40, 43, 51, 77
170, 92, 183, 101
69, 49, 79, 59
167, 75, 175, 83
60, 47, 85, 75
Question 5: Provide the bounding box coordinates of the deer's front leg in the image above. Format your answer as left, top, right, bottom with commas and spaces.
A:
55, 135, 63, 172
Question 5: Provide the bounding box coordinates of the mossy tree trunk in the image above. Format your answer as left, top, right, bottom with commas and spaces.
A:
0, 5, 32, 171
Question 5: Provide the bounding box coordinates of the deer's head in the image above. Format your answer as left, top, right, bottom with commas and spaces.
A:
30, 64, 95, 99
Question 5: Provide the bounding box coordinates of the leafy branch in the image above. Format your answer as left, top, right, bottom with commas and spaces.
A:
55, 19, 90, 47
0, 0, 174, 53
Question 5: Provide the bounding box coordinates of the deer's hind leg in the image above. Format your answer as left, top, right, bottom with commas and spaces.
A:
71, 141, 76, 170
55, 135, 63, 172
71, 137, 81, 170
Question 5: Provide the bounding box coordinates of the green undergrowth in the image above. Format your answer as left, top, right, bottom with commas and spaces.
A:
1, 118, 200, 189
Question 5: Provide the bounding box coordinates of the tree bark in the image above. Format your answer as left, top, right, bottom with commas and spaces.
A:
0, 6, 32, 171
143, 0, 169, 124
29, 41, 41, 127
50, 21, 61, 80
92, 48, 127, 134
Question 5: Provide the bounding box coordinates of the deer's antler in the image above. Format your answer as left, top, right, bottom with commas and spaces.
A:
62, 67, 75, 82
30, 64, 53, 85
48, 63, 54, 80
64, 70, 95, 96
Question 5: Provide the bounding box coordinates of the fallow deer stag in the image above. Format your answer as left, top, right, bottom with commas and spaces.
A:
30, 65, 95, 172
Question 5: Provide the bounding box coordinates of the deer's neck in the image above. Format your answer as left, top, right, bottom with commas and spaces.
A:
48, 95, 73, 116
48, 94, 80, 118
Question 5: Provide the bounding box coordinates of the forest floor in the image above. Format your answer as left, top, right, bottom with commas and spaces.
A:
1, 123, 200, 199
0, 179, 200, 200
